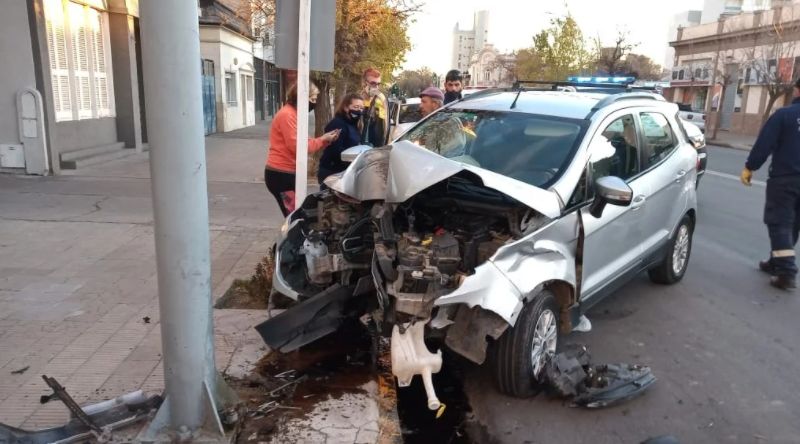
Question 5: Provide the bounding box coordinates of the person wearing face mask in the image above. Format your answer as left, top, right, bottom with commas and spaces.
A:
361, 67, 389, 147
443, 69, 463, 104
317, 93, 366, 186
265, 82, 340, 216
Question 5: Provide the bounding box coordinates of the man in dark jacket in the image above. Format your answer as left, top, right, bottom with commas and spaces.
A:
444, 69, 464, 104
741, 77, 800, 290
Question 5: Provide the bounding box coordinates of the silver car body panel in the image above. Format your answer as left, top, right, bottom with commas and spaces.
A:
325, 140, 563, 219
435, 212, 579, 325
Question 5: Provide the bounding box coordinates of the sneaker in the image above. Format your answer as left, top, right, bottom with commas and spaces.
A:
770, 275, 797, 290
759, 260, 774, 274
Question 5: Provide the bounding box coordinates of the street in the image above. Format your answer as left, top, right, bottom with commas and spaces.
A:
464, 146, 800, 443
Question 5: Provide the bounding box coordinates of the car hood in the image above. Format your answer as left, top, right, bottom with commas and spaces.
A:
323, 140, 562, 219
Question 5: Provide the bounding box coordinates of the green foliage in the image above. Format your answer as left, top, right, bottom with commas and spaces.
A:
395, 67, 437, 97
515, 13, 593, 81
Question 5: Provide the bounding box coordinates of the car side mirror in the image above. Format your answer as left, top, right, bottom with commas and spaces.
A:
589, 176, 633, 218
341, 144, 372, 163
682, 121, 705, 148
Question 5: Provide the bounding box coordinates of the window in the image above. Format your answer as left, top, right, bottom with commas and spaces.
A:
639, 113, 676, 169
43, 0, 114, 121
246, 76, 254, 101
672, 71, 679, 80
694, 68, 702, 79
678, 70, 685, 80
225, 72, 237, 106
399, 110, 585, 188
591, 115, 639, 182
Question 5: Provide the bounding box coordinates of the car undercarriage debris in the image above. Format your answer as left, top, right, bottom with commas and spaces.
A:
0, 379, 162, 444
543, 344, 656, 408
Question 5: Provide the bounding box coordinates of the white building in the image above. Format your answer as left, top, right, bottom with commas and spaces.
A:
198, 0, 257, 133
468, 45, 515, 88
451, 10, 489, 75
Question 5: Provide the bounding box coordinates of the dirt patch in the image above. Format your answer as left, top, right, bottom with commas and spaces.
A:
215, 250, 275, 310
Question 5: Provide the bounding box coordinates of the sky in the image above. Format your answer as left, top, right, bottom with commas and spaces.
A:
402, 0, 706, 74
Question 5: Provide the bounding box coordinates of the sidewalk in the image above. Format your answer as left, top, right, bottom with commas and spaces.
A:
0, 121, 279, 429
707, 130, 755, 151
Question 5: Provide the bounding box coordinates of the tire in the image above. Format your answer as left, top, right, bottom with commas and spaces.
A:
648, 215, 693, 285
491, 290, 559, 398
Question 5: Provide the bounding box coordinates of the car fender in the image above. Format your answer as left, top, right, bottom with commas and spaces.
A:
436, 214, 579, 327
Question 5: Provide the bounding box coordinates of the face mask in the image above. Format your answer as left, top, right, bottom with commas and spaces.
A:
444, 90, 461, 104
308, 101, 316, 112
349, 110, 363, 120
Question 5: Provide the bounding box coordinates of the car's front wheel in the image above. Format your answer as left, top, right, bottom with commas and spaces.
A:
491, 290, 559, 397
649, 215, 693, 285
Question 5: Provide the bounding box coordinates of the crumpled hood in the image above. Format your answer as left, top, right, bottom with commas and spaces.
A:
323, 141, 562, 219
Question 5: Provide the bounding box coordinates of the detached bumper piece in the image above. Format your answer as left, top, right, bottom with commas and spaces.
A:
544, 344, 656, 408
0, 376, 162, 444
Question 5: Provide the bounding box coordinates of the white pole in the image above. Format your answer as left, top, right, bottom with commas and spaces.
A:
295, 0, 312, 205
139, 1, 218, 434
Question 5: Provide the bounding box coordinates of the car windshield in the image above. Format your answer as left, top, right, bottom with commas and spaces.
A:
398, 109, 586, 188
398, 104, 422, 124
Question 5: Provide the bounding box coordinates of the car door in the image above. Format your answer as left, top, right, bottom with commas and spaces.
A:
580, 113, 648, 300
636, 111, 693, 258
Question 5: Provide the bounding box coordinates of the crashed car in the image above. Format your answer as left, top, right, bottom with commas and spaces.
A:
260, 88, 698, 409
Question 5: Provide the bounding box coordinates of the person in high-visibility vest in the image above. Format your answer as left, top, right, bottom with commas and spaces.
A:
361, 68, 388, 147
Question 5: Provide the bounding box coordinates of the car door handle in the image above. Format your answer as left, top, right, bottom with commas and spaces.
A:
675, 170, 687, 182
631, 195, 646, 210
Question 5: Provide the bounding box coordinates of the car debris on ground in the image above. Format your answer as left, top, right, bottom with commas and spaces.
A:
0, 375, 162, 444
543, 344, 657, 408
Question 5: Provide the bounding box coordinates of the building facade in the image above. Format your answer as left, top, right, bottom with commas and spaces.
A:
199, 0, 257, 133
451, 10, 488, 74
467, 44, 515, 88
669, 1, 800, 136
0, 0, 145, 175
0, 0, 264, 176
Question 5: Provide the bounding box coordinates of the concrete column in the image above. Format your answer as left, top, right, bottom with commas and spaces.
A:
109, 12, 143, 152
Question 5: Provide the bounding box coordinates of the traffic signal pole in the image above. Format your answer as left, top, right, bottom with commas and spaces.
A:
294, 0, 312, 205
137, 2, 235, 441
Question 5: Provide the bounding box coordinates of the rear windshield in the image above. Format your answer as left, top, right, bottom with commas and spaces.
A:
399, 109, 586, 188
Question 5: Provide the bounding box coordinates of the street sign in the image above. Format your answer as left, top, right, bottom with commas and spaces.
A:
274, 0, 335, 72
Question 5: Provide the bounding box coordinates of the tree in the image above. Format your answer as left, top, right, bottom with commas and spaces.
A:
744, 21, 800, 126
239, 0, 418, 136
515, 12, 593, 81
593, 30, 637, 75
623, 54, 664, 81
395, 68, 436, 97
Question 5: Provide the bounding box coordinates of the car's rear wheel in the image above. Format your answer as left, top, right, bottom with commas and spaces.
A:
491, 290, 559, 397
649, 215, 693, 285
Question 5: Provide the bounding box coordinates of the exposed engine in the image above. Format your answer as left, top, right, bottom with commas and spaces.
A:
270, 174, 550, 413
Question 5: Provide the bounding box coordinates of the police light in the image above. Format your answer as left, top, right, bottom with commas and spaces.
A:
567, 76, 636, 84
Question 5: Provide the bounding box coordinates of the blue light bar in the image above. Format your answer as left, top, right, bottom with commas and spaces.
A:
566, 76, 636, 84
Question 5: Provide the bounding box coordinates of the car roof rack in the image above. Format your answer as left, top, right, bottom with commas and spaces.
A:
512, 79, 659, 92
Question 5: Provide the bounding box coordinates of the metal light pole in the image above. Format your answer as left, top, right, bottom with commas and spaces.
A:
138, 2, 234, 441
294, 0, 312, 206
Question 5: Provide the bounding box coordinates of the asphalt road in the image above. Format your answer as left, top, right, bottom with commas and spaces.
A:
465, 146, 800, 444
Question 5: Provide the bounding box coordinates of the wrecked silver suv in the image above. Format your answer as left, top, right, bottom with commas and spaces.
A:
258, 88, 699, 410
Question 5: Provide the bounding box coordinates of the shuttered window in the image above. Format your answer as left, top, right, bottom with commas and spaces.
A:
43, 0, 115, 121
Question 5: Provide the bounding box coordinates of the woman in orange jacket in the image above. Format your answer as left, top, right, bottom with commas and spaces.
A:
265, 83, 339, 216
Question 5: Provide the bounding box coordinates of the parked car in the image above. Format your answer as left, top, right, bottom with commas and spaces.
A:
388, 97, 422, 141
677, 103, 706, 133
680, 120, 707, 187
261, 86, 699, 410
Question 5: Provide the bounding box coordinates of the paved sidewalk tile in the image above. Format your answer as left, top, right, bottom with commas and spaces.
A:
0, 220, 276, 429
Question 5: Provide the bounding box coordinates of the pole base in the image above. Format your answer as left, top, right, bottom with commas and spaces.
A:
136, 373, 238, 443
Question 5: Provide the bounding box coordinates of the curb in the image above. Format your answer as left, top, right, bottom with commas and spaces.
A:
707, 140, 752, 151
